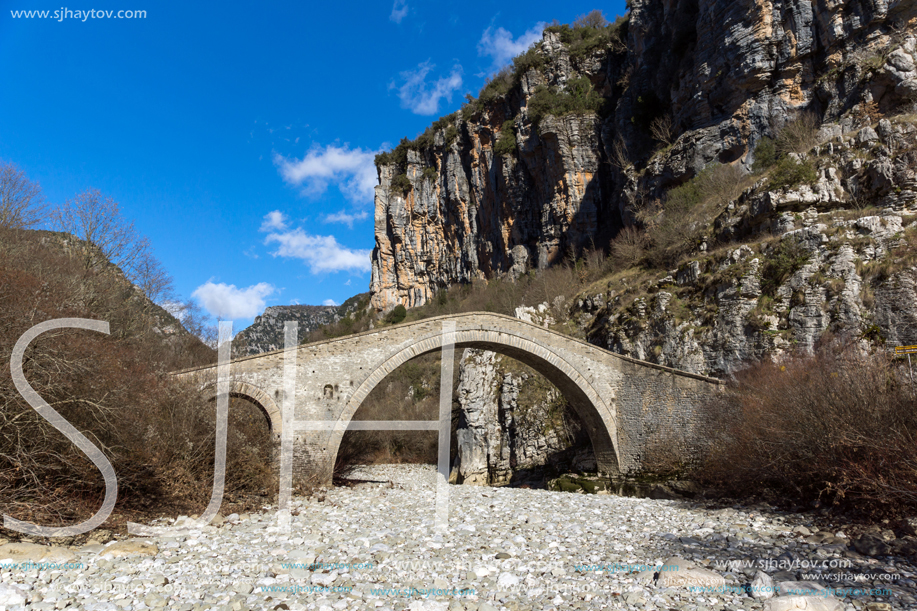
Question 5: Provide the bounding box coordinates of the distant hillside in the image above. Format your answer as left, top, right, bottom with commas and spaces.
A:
234, 293, 370, 356
19, 229, 214, 369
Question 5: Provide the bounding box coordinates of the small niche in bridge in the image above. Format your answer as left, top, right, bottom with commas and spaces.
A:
323, 384, 334, 400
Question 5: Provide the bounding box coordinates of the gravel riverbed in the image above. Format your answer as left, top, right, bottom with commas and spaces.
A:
1, 464, 915, 611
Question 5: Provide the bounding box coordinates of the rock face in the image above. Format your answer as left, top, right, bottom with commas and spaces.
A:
452, 348, 591, 486
234, 305, 338, 356
581, 118, 917, 375
233, 294, 369, 356
365, 2, 917, 483
370, 0, 917, 313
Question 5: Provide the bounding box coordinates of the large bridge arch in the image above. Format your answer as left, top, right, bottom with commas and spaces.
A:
328, 327, 622, 477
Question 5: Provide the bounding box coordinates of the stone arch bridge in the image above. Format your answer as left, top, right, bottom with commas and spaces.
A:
173, 312, 721, 484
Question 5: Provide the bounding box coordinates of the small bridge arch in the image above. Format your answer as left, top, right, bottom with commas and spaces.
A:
201, 380, 283, 441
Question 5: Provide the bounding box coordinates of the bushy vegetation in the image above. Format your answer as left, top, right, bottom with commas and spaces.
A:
696, 342, 917, 518
0, 236, 273, 531
462, 10, 625, 120
512, 46, 546, 76
637, 163, 751, 267
494, 120, 517, 156
374, 115, 461, 191
479, 66, 515, 104
545, 10, 629, 59
751, 137, 778, 173
527, 76, 605, 128
391, 173, 413, 194
374, 137, 410, 168
752, 112, 821, 190
386, 304, 407, 324
759, 237, 811, 296
768, 155, 819, 191
0, 165, 279, 530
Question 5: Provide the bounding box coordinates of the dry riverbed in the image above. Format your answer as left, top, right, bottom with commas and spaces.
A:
0, 465, 914, 611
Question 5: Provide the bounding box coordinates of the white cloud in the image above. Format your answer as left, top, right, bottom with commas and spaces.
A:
260, 210, 288, 232
391, 61, 463, 115
322, 299, 339, 306
478, 22, 546, 71
324, 209, 370, 228
265, 228, 372, 274
192, 281, 275, 320
390, 0, 408, 23
274, 144, 378, 202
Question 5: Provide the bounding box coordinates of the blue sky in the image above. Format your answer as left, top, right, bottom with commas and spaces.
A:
1, 0, 627, 331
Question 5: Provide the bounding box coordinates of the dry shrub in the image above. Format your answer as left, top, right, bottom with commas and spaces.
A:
776, 111, 821, 156
693, 162, 746, 208
640, 163, 752, 268
611, 225, 648, 267
696, 341, 917, 518
0, 228, 271, 529
857, 100, 883, 124
398, 247, 607, 329
610, 136, 631, 170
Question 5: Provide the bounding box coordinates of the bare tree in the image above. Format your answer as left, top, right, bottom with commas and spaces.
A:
650, 114, 676, 146
610, 135, 631, 170
0, 161, 46, 229
133, 249, 174, 304
574, 9, 608, 28
166, 298, 218, 349
51, 189, 173, 301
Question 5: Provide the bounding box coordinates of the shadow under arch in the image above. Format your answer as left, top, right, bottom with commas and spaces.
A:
200, 380, 282, 441
329, 328, 621, 478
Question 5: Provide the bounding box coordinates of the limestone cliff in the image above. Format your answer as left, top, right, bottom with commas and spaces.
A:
578, 117, 917, 375
371, 0, 917, 313
452, 349, 593, 486
234, 293, 369, 356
